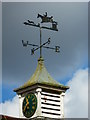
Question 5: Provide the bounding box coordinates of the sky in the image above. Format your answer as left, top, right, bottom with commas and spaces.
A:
0, 2, 89, 118
0, 1, 2, 108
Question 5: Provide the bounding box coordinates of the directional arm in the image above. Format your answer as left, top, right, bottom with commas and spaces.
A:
31, 45, 60, 55
22, 40, 38, 47
31, 38, 51, 55
24, 22, 40, 28
22, 38, 60, 55
43, 46, 60, 53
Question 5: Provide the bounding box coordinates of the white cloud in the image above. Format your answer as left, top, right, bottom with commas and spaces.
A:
64, 68, 88, 118
88, 69, 90, 120
0, 95, 19, 118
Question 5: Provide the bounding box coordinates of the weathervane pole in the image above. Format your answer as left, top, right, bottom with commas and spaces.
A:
40, 27, 42, 58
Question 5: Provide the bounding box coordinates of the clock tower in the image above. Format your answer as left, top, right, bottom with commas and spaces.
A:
14, 12, 69, 119
14, 57, 69, 119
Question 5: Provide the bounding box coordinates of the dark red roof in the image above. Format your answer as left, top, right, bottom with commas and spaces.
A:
0, 115, 65, 120
0, 115, 26, 120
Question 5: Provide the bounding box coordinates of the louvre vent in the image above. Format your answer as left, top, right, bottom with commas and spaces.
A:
41, 92, 61, 118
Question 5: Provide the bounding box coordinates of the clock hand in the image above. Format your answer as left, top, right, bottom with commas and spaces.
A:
24, 98, 29, 111
24, 102, 29, 111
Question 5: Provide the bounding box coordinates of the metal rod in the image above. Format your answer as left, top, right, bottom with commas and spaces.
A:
41, 26, 58, 31
33, 39, 51, 52
28, 43, 38, 47
24, 22, 40, 28
40, 27, 42, 58
42, 41, 49, 46
24, 22, 58, 31
33, 45, 55, 52
43, 46, 55, 50
34, 47, 40, 52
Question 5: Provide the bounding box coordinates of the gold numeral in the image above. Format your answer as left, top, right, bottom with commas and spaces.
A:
32, 106, 35, 109
32, 97, 35, 101
33, 102, 36, 104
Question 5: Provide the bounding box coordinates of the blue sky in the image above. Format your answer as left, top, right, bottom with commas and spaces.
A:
1, 2, 88, 104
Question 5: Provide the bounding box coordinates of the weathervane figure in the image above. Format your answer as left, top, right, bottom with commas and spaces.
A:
22, 12, 60, 58
37, 12, 53, 23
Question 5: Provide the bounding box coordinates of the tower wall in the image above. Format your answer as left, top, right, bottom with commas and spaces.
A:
18, 87, 65, 119
41, 90, 65, 118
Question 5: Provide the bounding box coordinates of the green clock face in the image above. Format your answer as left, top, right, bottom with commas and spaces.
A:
22, 93, 37, 118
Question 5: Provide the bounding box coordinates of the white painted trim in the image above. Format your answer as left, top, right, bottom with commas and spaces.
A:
60, 92, 65, 118
36, 88, 42, 117
42, 108, 61, 114
42, 113, 61, 118
41, 104, 60, 110
19, 96, 25, 118
41, 92, 60, 97
41, 95, 60, 101
41, 99, 60, 106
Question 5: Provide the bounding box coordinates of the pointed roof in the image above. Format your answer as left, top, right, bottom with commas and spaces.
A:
14, 57, 69, 92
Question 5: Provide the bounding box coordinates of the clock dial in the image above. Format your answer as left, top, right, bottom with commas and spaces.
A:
22, 93, 37, 118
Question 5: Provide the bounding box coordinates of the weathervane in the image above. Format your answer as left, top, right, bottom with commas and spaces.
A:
22, 12, 60, 58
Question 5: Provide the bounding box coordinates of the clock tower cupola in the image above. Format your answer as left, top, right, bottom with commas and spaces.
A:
14, 12, 69, 119
14, 57, 69, 119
